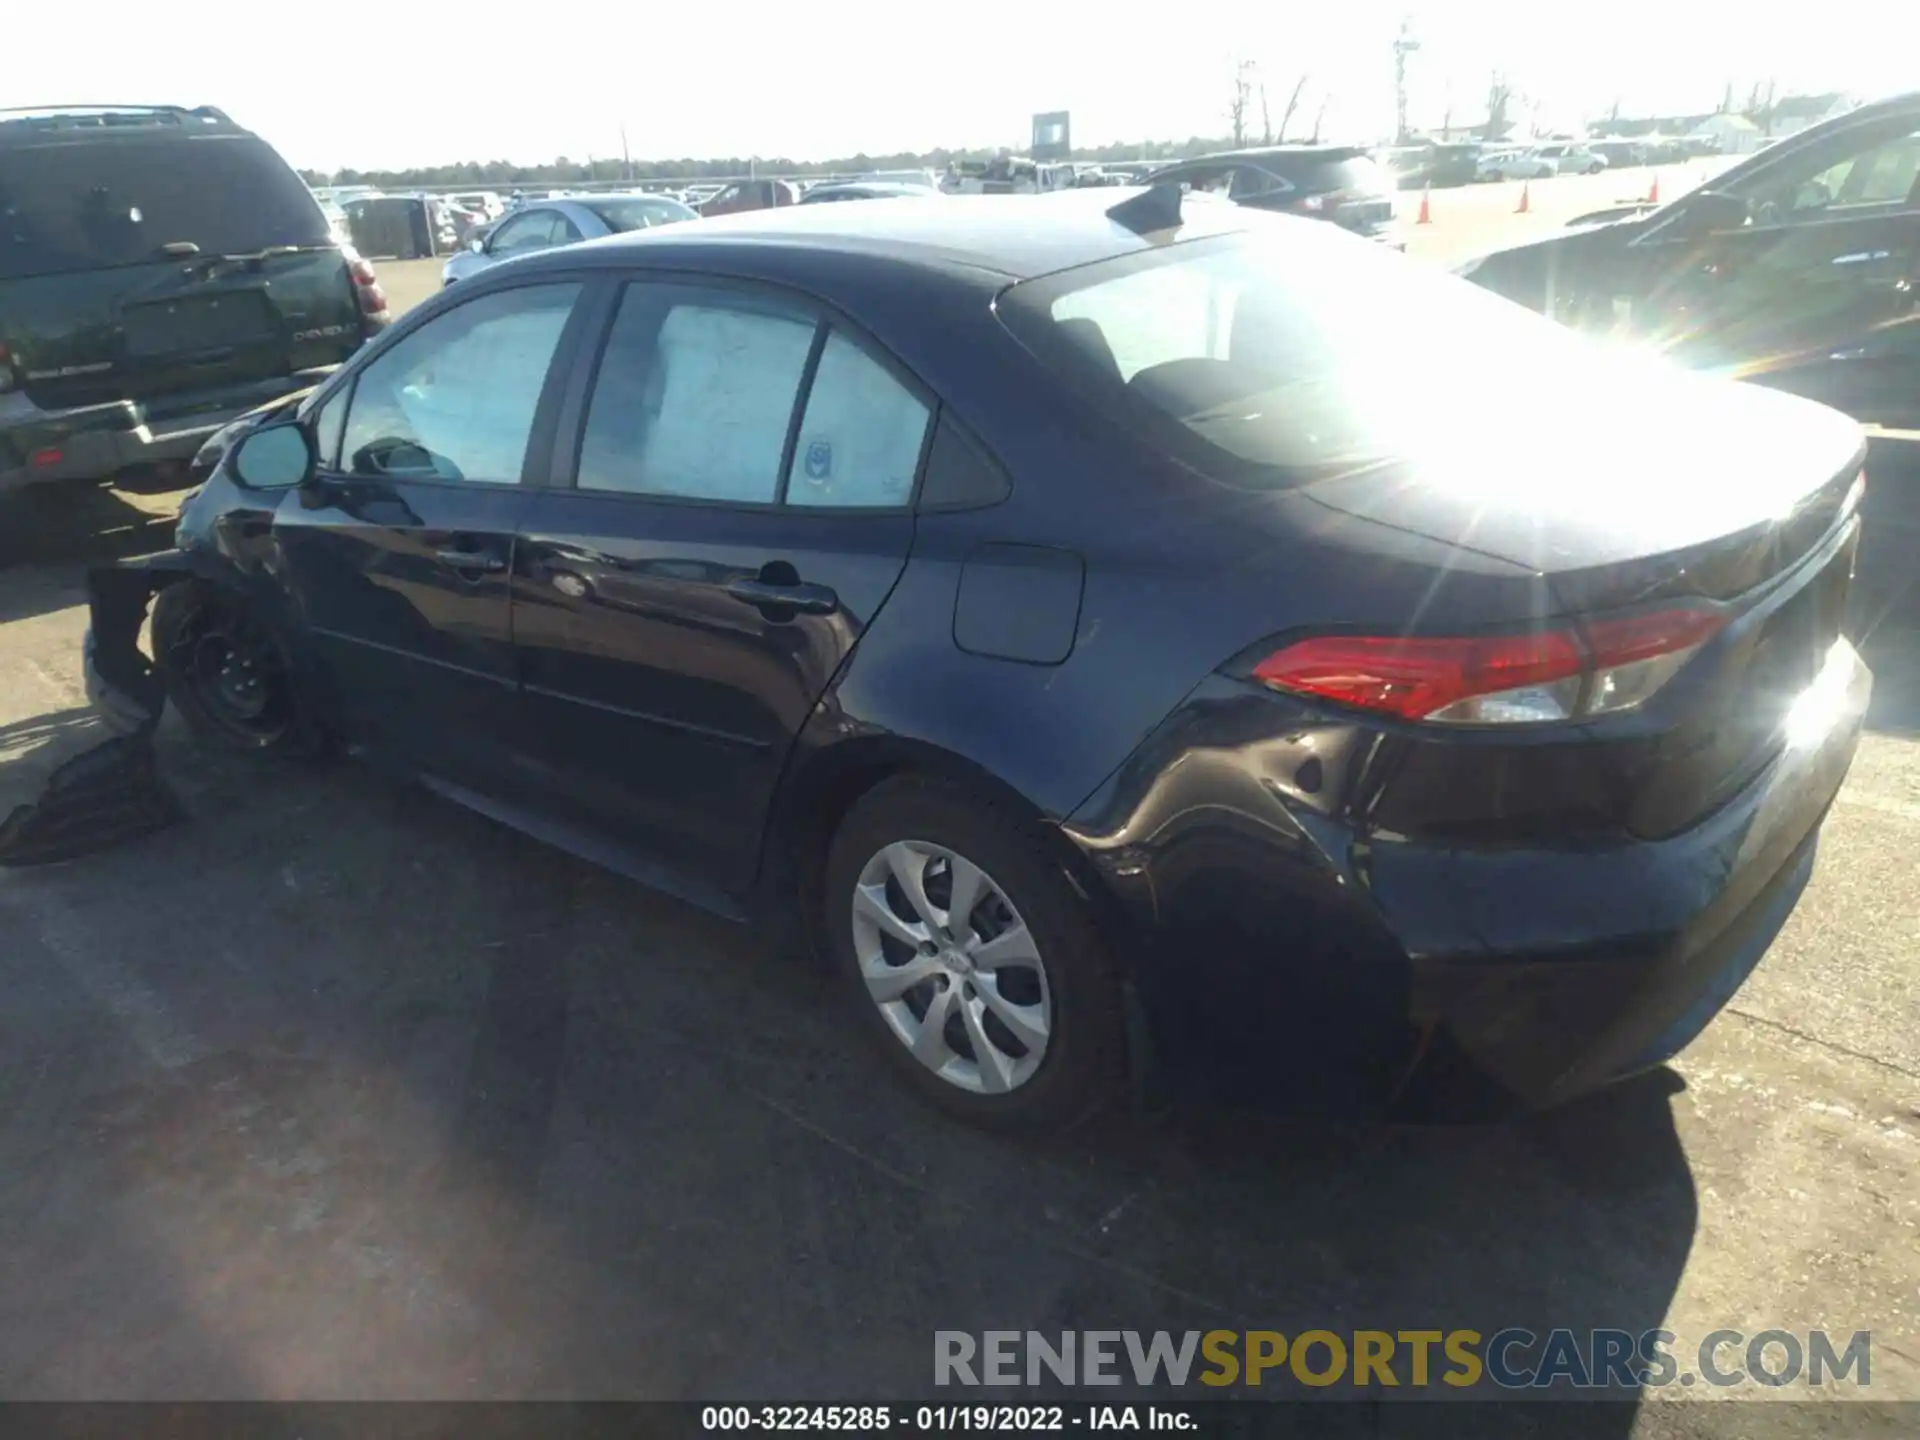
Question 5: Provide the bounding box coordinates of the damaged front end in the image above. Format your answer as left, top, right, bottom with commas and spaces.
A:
0, 557, 189, 867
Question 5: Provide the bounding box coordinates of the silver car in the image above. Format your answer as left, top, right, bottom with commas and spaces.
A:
441, 193, 698, 286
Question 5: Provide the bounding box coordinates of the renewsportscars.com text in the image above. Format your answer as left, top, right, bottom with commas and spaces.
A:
933, 1329, 1873, 1391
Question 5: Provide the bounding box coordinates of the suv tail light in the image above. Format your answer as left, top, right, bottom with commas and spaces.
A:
1251, 607, 1727, 725
346, 249, 389, 326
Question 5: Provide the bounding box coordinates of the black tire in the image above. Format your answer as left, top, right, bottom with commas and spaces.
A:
824, 775, 1125, 1134
151, 582, 326, 758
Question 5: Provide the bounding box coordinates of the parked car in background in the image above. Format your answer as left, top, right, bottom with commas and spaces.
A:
1459, 88, 1920, 428
858, 168, 941, 190
1147, 146, 1399, 244
1477, 147, 1555, 181
343, 194, 461, 259
1530, 142, 1608, 174
441, 193, 699, 285
0, 103, 386, 496
700, 179, 799, 216
1383, 141, 1483, 189
450, 191, 505, 220
1590, 139, 1648, 169
800, 181, 941, 204
81, 188, 1870, 1135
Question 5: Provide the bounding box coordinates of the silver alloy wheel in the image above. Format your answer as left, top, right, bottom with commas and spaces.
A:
850, 839, 1053, 1095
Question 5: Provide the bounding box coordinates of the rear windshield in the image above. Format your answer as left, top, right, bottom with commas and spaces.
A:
586, 198, 697, 232
0, 134, 329, 280
998, 225, 1614, 492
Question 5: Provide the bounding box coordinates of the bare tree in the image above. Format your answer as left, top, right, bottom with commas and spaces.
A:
1229, 60, 1256, 147
1260, 85, 1272, 145
1277, 74, 1309, 142
1310, 94, 1331, 143
1485, 72, 1515, 139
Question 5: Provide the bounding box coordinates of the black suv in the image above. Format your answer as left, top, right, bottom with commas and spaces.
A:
1146, 146, 1400, 244
0, 105, 389, 496
1460, 91, 1920, 429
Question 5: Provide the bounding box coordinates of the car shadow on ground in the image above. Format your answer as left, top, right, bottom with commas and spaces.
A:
0, 723, 1695, 1416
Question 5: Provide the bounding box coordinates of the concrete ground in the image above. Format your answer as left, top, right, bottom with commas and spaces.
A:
0, 186, 1915, 1413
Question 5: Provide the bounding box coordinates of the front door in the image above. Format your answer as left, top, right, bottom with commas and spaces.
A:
1610, 112, 1920, 423
511, 278, 930, 893
272, 279, 584, 788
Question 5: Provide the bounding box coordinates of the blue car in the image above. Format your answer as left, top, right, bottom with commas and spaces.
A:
71, 189, 1870, 1133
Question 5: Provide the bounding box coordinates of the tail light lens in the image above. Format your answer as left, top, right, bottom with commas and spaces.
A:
346, 250, 389, 323
1252, 607, 1726, 726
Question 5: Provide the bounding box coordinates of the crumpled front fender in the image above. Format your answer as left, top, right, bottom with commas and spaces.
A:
82, 551, 202, 735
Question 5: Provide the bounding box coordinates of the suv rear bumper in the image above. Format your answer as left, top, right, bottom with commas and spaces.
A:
0, 370, 335, 493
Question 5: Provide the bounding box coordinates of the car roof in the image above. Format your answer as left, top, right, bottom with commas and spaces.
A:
516, 187, 1259, 283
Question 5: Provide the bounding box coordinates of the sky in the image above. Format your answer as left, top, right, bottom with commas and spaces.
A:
15, 3, 1918, 172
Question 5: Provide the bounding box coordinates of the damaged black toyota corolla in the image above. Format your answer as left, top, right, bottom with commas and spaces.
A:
7, 189, 1873, 1131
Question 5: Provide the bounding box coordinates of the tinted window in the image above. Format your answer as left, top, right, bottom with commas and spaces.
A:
787, 332, 930, 508
586, 198, 697, 231
339, 283, 579, 482
1003, 228, 1613, 491
0, 134, 329, 280
577, 284, 816, 502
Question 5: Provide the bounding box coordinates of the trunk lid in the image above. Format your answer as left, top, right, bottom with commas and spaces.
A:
1304, 377, 1867, 839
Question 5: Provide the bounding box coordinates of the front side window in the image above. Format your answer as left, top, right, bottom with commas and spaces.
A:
1733, 120, 1920, 223
577, 285, 816, 501
338, 282, 580, 483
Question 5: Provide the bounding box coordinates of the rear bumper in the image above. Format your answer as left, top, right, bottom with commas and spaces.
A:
0, 371, 332, 492
1065, 639, 1870, 1119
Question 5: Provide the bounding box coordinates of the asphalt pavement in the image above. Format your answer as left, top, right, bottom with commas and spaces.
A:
0, 183, 1914, 1411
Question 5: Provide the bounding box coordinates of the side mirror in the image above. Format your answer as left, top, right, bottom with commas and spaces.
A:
470, 236, 485, 253
1669, 189, 1750, 238
230, 422, 315, 491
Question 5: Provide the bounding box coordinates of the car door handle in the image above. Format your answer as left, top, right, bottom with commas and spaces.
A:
434, 548, 507, 573
724, 576, 839, 615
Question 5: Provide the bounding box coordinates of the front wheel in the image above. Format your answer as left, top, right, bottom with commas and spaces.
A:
151, 582, 326, 757
824, 777, 1125, 1134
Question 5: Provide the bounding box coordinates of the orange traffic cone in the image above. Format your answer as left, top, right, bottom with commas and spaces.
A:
1515, 181, 1531, 215
1645, 172, 1660, 204
1416, 185, 1432, 225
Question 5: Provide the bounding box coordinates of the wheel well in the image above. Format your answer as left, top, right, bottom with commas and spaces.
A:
763, 738, 1129, 974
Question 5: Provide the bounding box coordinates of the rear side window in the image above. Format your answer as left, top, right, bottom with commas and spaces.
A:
786, 332, 929, 508
577, 285, 817, 501
0, 135, 329, 280
575, 282, 931, 508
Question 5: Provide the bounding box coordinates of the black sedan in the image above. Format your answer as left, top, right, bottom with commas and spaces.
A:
70, 188, 1871, 1132
1459, 89, 1920, 428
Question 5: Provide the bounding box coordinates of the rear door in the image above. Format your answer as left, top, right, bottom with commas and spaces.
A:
0, 130, 359, 411
272, 279, 587, 790
512, 276, 931, 892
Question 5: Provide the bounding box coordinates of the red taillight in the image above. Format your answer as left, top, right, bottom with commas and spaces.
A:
1253, 606, 1726, 726
30, 447, 64, 469
347, 253, 388, 319
1254, 631, 1583, 721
